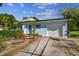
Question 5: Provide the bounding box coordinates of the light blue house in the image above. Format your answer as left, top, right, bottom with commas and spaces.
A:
20, 18, 67, 38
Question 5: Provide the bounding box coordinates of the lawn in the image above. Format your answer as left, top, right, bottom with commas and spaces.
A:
70, 31, 79, 38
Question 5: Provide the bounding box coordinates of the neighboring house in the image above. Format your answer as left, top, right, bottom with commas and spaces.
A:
20, 18, 68, 38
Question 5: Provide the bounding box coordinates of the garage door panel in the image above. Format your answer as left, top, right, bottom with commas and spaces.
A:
47, 26, 61, 37
48, 29, 59, 37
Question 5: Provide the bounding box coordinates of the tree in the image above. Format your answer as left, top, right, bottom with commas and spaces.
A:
62, 8, 72, 19
23, 17, 29, 20
0, 13, 17, 30
68, 19, 76, 31
71, 8, 79, 30
61, 8, 79, 33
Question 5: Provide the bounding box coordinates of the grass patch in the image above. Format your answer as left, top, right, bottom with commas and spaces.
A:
70, 31, 79, 38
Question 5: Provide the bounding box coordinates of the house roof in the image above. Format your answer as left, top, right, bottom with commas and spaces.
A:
22, 18, 36, 21
20, 18, 67, 23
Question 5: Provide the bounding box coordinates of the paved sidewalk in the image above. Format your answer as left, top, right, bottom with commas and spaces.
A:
15, 37, 79, 56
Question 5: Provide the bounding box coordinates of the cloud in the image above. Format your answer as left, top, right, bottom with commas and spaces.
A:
36, 9, 60, 19
7, 3, 14, 7
29, 11, 33, 14
23, 10, 27, 13
33, 3, 52, 6
33, 3, 59, 19
37, 5, 46, 9
36, 9, 55, 16
33, 3, 48, 9
22, 10, 32, 14
33, 3, 57, 9
20, 3, 24, 7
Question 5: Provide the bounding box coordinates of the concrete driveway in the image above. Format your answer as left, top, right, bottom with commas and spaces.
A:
15, 37, 79, 56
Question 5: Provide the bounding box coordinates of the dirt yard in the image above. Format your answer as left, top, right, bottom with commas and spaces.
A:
15, 37, 79, 56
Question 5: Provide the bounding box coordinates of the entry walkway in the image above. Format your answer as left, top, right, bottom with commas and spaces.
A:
15, 37, 79, 56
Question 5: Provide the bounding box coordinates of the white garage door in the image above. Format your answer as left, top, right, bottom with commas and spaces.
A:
47, 26, 61, 37
48, 29, 59, 37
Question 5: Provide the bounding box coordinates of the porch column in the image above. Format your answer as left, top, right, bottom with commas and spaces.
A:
63, 22, 67, 38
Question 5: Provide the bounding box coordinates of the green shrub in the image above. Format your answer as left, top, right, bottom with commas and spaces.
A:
0, 30, 23, 38
0, 30, 15, 38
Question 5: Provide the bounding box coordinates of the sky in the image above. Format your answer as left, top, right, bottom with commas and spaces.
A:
0, 3, 79, 21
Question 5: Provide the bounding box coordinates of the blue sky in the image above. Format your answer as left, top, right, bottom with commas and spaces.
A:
0, 3, 79, 21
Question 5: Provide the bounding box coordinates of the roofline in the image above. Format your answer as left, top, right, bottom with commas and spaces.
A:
39, 18, 67, 21
20, 18, 67, 23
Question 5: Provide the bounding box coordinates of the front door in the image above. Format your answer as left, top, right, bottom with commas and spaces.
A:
29, 25, 32, 34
